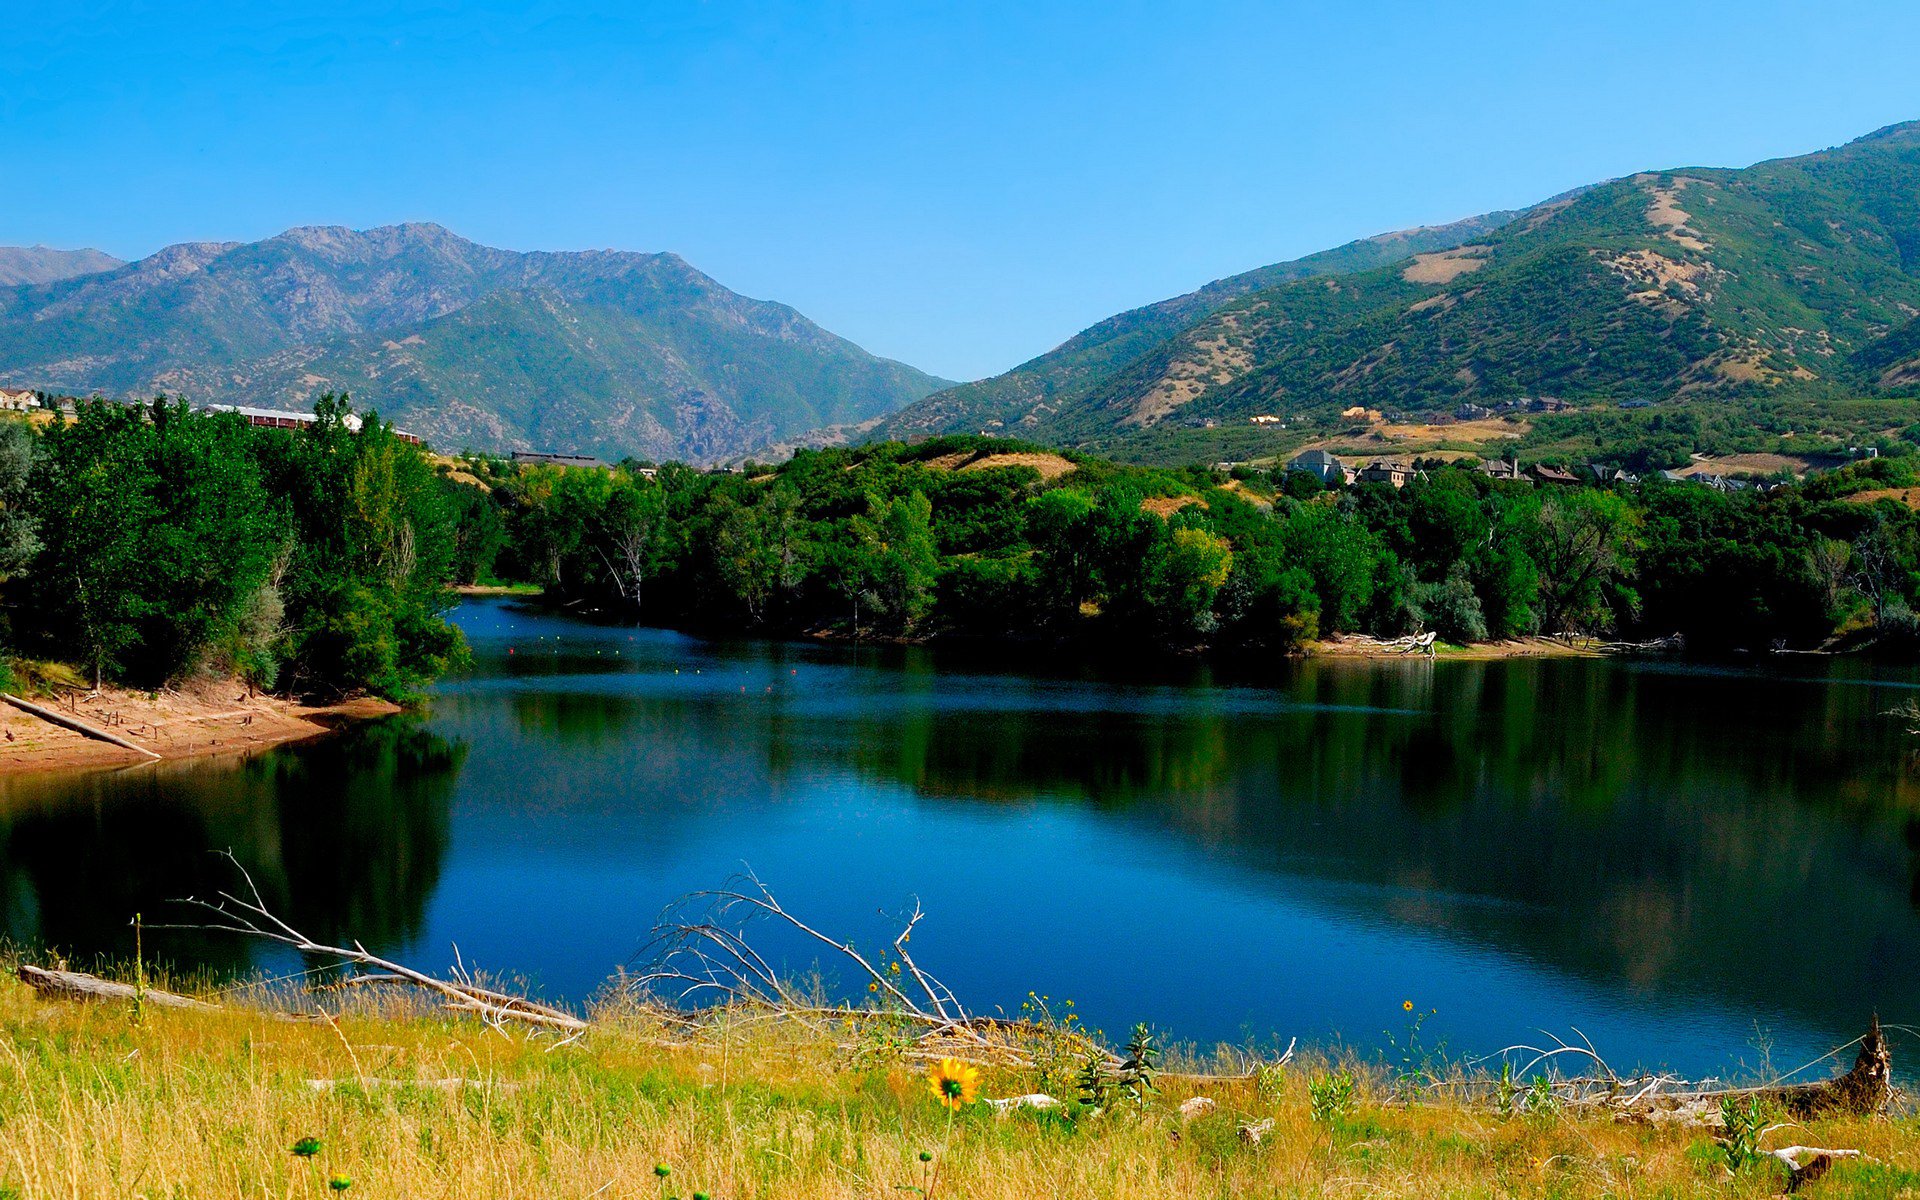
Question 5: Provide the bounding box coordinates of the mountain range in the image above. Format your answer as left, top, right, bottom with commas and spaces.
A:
0, 224, 950, 463
872, 120, 1920, 459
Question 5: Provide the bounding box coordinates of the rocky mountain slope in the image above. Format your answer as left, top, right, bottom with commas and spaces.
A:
0, 224, 948, 463
876, 120, 1920, 458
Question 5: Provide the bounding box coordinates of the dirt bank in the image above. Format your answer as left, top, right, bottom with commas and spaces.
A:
0, 679, 398, 775
1314, 635, 1605, 660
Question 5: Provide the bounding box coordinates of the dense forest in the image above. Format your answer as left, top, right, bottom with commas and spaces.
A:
0, 397, 465, 698
460, 435, 1920, 658
15, 399, 1920, 703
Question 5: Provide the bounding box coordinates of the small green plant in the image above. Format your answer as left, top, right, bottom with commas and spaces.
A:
1253, 1061, 1287, 1105
1119, 1023, 1159, 1106
1382, 1000, 1442, 1099
1719, 1093, 1770, 1173
290, 1137, 323, 1158
1074, 1052, 1113, 1111
1524, 1074, 1559, 1118
1493, 1060, 1518, 1117
1307, 1070, 1356, 1124
327, 1177, 352, 1193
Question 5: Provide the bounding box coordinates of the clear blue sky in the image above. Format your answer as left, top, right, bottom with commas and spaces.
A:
4, 1, 1919, 381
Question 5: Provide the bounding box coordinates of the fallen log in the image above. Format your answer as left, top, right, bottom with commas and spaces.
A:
17, 964, 220, 1011
0, 693, 162, 760
1763, 1017, 1892, 1119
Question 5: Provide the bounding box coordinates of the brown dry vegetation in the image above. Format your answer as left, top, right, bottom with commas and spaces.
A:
1139, 494, 1206, 518
957, 452, 1077, 481
0, 973, 1912, 1198
1400, 247, 1490, 284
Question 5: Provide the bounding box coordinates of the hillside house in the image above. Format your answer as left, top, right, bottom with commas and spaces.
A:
202, 403, 423, 445
0, 388, 41, 412
1285, 449, 1352, 485
511, 451, 606, 469
1356, 459, 1418, 489
1527, 463, 1580, 485
1479, 457, 1526, 482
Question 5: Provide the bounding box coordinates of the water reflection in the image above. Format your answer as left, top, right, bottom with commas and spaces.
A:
0, 719, 463, 972
5, 598, 1920, 1077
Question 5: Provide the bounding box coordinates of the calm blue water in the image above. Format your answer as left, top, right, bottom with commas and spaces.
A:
6, 595, 1919, 1079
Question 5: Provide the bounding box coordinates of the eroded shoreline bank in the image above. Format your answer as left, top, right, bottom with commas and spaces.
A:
0, 680, 399, 776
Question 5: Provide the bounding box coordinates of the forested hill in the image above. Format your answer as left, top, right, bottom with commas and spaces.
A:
874, 120, 1920, 459
0, 224, 951, 465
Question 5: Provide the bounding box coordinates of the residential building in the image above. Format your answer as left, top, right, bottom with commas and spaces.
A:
1284, 449, 1352, 485
1356, 459, 1418, 489
511, 450, 606, 469
0, 388, 41, 412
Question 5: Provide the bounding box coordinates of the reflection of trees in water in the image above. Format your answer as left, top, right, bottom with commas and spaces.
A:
0, 718, 462, 975
822, 658, 1920, 1034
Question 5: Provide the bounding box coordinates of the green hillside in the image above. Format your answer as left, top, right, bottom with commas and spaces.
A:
874, 210, 1522, 442
0, 225, 949, 463
876, 120, 1920, 461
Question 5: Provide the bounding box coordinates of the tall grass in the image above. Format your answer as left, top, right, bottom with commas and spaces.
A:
0, 971, 1912, 1198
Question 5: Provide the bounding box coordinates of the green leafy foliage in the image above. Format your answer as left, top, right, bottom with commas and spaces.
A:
10, 396, 466, 698
485, 433, 1920, 658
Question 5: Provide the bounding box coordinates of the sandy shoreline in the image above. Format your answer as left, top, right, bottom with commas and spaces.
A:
0, 680, 399, 776
1312, 634, 1606, 660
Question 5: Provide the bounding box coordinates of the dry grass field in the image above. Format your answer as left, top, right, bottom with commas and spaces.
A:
0, 965, 1913, 1198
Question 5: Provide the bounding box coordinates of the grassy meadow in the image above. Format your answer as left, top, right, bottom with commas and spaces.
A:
0, 968, 1914, 1198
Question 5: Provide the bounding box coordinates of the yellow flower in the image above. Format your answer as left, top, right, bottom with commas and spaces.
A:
927, 1057, 980, 1111
1403, 1000, 1414, 1012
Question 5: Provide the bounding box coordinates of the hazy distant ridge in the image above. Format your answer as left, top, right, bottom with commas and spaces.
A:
0, 224, 950, 464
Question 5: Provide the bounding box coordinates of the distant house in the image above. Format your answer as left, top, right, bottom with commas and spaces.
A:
1527, 463, 1580, 485
1285, 449, 1352, 485
203, 403, 423, 445
1455, 403, 1494, 421
1479, 457, 1526, 482
511, 450, 606, 470
0, 388, 40, 412
1526, 397, 1573, 413
1586, 464, 1638, 485
1356, 459, 1418, 489
1248, 414, 1285, 425
1619, 399, 1653, 410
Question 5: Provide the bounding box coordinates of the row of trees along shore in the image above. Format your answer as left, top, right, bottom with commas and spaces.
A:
459, 434, 1920, 657
0, 397, 465, 697
15, 400, 1920, 700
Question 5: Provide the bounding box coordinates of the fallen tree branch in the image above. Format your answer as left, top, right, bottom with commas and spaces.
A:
162, 851, 586, 1034
1766, 1145, 1863, 1193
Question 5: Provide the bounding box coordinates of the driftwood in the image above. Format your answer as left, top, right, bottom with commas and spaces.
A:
1762, 1019, 1892, 1119
1600, 634, 1685, 654
1767, 1146, 1863, 1193
0, 692, 162, 759
17, 964, 219, 1011
1459, 1020, 1894, 1126
165, 852, 587, 1035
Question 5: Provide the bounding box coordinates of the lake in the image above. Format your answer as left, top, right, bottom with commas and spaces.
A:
5, 595, 1918, 1079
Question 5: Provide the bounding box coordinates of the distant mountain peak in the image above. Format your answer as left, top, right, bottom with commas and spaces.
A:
0, 245, 127, 287
0, 223, 948, 464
